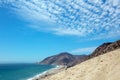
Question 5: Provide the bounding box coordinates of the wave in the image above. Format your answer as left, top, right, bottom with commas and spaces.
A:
27, 65, 63, 80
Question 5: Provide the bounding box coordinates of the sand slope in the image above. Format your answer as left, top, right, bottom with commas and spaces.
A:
41, 49, 120, 80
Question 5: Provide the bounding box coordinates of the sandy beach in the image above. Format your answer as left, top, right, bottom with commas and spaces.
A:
30, 65, 65, 80
36, 49, 120, 80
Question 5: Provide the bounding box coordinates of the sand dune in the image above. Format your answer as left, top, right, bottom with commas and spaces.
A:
41, 49, 120, 80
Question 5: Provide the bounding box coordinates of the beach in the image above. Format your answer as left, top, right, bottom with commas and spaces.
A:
35, 49, 120, 80
30, 65, 65, 80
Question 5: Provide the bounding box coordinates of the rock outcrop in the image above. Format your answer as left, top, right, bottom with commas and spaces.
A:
89, 40, 120, 58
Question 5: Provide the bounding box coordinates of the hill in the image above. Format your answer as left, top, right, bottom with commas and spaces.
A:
40, 52, 87, 67
41, 49, 120, 80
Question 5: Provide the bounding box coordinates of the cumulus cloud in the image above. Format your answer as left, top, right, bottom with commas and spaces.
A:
71, 47, 97, 55
0, 0, 120, 39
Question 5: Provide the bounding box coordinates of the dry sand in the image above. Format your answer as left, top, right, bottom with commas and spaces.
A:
40, 49, 120, 80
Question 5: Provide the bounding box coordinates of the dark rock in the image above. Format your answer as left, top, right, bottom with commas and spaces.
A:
89, 40, 120, 58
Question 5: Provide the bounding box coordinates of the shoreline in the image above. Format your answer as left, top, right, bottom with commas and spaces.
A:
27, 65, 65, 80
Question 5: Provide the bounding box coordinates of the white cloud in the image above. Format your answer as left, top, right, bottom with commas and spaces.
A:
71, 47, 97, 55
0, 0, 120, 39
52, 27, 88, 36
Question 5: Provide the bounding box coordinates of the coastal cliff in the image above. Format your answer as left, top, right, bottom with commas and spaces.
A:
34, 40, 120, 80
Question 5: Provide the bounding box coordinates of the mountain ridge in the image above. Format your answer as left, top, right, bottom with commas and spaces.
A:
40, 52, 88, 67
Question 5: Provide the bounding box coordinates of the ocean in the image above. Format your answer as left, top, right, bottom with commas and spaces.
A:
0, 63, 55, 80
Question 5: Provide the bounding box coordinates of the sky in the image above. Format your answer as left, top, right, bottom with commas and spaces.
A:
0, 0, 120, 63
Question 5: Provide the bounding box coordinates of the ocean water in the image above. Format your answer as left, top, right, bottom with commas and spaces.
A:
0, 63, 55, 80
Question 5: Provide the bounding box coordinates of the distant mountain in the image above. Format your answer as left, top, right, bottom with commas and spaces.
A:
40, 40, 120, 67
89, 40, 120, 58
40, 52, 88, 67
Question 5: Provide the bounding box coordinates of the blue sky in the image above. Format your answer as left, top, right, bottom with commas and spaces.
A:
0, 0, 120, 63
